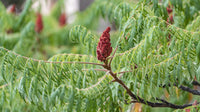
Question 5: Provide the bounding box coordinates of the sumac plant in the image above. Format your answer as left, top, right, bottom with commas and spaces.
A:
0, 0, 200, 112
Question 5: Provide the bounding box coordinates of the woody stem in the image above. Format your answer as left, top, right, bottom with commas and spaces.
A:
103, 61, 199, 109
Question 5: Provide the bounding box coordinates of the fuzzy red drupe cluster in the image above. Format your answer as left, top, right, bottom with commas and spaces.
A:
166, 6, 173, 14
59, 13, 67, 27
96, 27, 112, 62
35, 13, 43, 33
166, 5, 174, 24
166, 4, 174, 41
9, 4, 16, 14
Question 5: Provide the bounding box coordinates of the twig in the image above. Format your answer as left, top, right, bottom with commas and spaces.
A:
81, 69, 134, 75
155, 98, 200, 108
103, 61, 200, 109
110, 69, 199, 108
108, 46, 118, 67
0, 47, 104, 66
0, 77, 22, 89
154, 16, 200, 34
125, 100, 138, 104
0, 84, 9, 89
128, 98, 199, 109
174, 84, 200, 95
118, 70, 133, 74
77, 73, 108, 91
192, 81, 200, 86
82, 69, 108, 72
71, 62, 105, 66
161, 82, 200, 95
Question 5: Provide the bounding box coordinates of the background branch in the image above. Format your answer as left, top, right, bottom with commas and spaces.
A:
161, 82, 200, 95
192, 81, 200, 86
174, 84, 200, 95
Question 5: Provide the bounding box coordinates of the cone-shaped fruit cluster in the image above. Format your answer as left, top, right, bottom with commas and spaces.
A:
59, 13, 67, 27
9, 4, 16, 14
35, 13, 43, 33
97, 27, 112, 62
166, 4, 174, 24
166, 3, 174, 41
166, 5, 173, 14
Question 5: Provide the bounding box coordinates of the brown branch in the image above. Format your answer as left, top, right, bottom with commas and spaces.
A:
161, 82, 200, 95
192, 81, 200, 86
174, 84, 200, 95
110, 69, 198, 109
103, 62, 199, 109
155, 98, 200, 108
129, 98, 199, 109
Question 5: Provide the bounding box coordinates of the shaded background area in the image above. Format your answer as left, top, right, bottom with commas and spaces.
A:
0, 0, 25, 12
0, 0, 111, 31
1, 0, 25, 7
0, 0, 95, 11
79, 0, 94, 11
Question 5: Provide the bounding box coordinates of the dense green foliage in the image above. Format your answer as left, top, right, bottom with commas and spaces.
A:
0, 0, 200, 111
